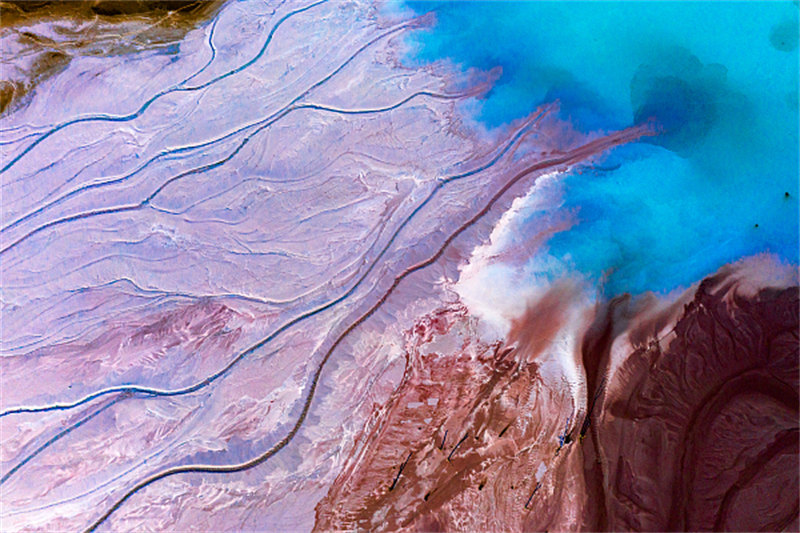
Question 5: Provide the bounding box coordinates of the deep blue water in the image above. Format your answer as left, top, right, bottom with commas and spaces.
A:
403, 1, 799, 295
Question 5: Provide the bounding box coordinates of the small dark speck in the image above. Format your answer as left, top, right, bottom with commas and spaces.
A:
770, 20, 799, 52
424, 492, 431, 501
754, 223, 759, 228
785, 192, 791, 198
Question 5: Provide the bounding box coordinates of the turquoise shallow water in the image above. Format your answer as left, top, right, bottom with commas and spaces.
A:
404, 1, 799, 295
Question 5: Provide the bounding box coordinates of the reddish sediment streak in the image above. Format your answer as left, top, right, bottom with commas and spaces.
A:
5, 0, 791, 531
0, 0, 654, 529
81, 120, 653, 533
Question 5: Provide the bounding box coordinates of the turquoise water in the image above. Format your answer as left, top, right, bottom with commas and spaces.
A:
404, 1, 799, 295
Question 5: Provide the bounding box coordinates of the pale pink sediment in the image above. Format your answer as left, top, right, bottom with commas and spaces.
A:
3, 0, 791, 531
0, 0, 634, 529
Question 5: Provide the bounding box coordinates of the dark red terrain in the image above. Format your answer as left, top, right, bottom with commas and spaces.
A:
586, 271, 799, 532
315, 266, 799, 532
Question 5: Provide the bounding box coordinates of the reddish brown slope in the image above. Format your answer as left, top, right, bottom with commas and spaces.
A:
590, 274, 799, 532
315, 268, 798, 532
